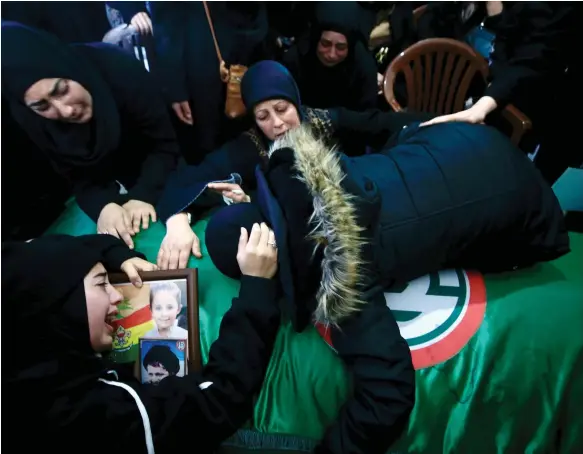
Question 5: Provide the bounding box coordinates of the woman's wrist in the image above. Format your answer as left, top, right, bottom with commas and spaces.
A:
473, 96, 498, 117
166, 212, 190, 229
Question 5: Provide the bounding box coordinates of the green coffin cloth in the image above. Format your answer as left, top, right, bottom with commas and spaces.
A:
46, 203, 583, 454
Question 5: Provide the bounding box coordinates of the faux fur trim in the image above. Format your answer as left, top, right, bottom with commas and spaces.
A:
270, 125, 366, 324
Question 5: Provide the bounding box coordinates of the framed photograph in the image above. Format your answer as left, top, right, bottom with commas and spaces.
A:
140, 338, 187, 385
108, 269, 201, 372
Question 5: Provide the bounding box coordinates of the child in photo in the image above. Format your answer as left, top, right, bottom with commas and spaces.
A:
142, 344, 182, 385
145, 281, 188, 339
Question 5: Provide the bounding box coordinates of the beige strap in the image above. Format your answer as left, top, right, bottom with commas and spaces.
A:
203, 1, 223, 63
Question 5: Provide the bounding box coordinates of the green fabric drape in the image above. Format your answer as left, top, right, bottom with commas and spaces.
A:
46, 203, 583, 453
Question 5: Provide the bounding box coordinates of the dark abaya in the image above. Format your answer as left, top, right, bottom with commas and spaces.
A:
281, 1, 378, 111
1, 22, 180, 222
2, 233, 280, 453
149, 1, 271, 164
1, 1, 110, 43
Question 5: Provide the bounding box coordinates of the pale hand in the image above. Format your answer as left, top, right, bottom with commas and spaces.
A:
121, 257, 158, 287
97, 203, 134, 249
158, 213, 202, 270
420, 107, 486, 127
130, 12, 153, 35
237, 223, 278, 279
172, 101, 193, 125
123, 200, 157, 234
377, 72, 384, 95
207, 182, 250, 203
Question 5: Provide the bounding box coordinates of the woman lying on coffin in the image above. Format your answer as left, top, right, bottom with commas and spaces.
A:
156, 60, 432, 270
201, 118, 568, 454
1, 22, 180, 249
3, 229, 281, 453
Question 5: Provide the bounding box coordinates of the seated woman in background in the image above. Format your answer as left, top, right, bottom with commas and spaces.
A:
3, 228, 280, 453
1, 21, 180, 249
155, 60, 432, 270
281, 1, 379, 111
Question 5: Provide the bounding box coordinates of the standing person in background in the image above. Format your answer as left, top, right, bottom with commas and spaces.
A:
149, 1, 271, 164
1, 1, 111, 43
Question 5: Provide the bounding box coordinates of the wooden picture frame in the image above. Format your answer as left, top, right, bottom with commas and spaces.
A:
109, 269, 201, 372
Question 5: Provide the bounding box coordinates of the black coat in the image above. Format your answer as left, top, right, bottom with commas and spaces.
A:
342, 121, 570, 282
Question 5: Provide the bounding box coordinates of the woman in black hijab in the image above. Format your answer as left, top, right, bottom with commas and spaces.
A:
3, 228, 280, 453
1, 22, 180, 249
155, 60, 432, 271
281, 1, 379, 111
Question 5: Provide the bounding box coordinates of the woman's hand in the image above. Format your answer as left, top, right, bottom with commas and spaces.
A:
157, 213, 202, 270
97, 203, 134, 249
171, 101, 193, 125
207, 183, 251, 204
121, 257, 158, 287
377, 72, 384, 95
123, 200, 157, 234
421, 96, 497, 127
237, 223, 278, 279
130, 12, 153, 35
420, 108, 486, 127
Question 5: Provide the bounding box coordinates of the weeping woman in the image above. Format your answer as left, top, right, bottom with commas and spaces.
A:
155, 60, 430, 270
1, 21, 180, 248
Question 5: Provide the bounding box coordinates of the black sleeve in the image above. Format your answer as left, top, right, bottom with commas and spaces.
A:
354, 47, 379, 111
80, 234, 145, 268
73, 177, 129, 223
139, 276, 280, 452
280, 45, 303, 81
149, 2, 189, 104
116, 60, 181, 206
485, 2, 575, 107
106, 2, 147, 23
315, 293, 415, 454
156, 133, 263, 223
329, 107, 436, 150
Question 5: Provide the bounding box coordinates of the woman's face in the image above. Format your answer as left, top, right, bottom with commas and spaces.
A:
316, 31, 349, 67
84, 263, 123, 352
254, 99, 301, 141
24, 78, 93, 123
151, 291, 181, 332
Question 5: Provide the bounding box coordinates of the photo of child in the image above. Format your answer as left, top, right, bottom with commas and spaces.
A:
144, 280, 189, 341
140, 338, 187, 385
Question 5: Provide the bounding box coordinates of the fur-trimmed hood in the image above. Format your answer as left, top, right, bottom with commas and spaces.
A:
268, 124, 367, 325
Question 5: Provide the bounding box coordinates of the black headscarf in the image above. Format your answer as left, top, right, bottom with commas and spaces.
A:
1, 21, 120, 175
2, 234, 139, 429
241, 60, 302, 117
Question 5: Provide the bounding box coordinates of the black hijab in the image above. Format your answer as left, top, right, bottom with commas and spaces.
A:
1, 21, 120, 175
284, 1, 376, 110
2, 234, 138, 430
